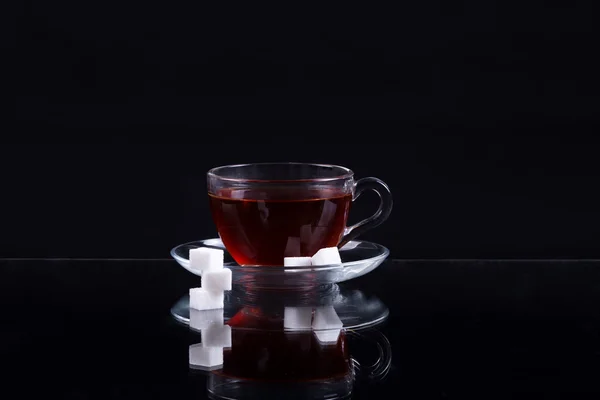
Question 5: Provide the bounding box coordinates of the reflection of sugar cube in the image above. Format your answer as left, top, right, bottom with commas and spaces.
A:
312, 306, 343, 330
190, 308, 224, 331
202, 268, 232, 292
190, 287, 224, 310
284, 257, 312, 267
284, 307, 313, 330
311, 247, 342, 266
313, 329, 341, 345
202, 324, 232, 349
189, 343, 223, 370
189, 247, 224, 273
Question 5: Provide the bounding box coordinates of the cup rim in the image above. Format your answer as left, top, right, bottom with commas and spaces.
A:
207, 162, 354, 183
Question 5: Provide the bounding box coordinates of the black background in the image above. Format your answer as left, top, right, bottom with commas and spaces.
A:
11, 0, 600, 259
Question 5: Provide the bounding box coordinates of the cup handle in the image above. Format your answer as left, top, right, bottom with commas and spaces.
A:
339, 177, 393, 247
349, 329, 392, 383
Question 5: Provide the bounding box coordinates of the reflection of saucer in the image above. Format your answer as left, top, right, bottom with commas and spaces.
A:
170, 238, 389, 288
171, 285, 389, 331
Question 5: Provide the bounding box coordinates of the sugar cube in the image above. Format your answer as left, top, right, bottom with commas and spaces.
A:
189, 287, 224, 310
284, 306, 313, 330
189, 308, 224, 331
284, 257, 312, 267
202, 323, 232, 349
202, 268, 232, 292
311, 247, 342, 266
312, 306, 343, 330
313, 328, 341, 345
189, 247, 224, 273
189, 343, 223, 370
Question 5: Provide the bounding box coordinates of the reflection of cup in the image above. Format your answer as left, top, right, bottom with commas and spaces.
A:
183, 287, 393, 399
226, 308, 349, 381
208, 307, 354, 399
207, 163, 392, 266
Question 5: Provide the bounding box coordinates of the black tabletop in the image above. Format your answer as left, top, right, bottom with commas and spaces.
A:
2, 258, 600, 399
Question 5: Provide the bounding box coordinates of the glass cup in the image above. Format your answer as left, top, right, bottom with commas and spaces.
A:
207, 162, 392, 266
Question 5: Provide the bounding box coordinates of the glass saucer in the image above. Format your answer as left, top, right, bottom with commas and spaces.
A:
170, 284, 389, 331
170, 238, 389, 289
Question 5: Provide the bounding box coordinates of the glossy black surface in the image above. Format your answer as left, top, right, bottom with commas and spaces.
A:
2, 259, 600, 399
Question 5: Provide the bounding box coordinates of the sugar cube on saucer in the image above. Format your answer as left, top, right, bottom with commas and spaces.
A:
190, 308, 225, 331
313, 328, 341, 345
284, 306, 313, 330
190, 287, 224, 310
189, 247, 224, 273
189, 343, 223, 370
202, 323, 232, 349
202, 268, 232, 292
311, 247, 342, 266
312, 306, 343, 330
284, 257, 312, 267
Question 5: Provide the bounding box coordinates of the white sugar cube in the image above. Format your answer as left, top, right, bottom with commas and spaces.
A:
284, 257, 312, 267
190, 308, 224, 331
311, 247, 342, 266
189, 247, 224, 273
202, 268, 232, 292
313, 329, 341, 345
202, 323, 232, 349
189, 287, 224, 310
189, 343, 223, 370
312, 306, 343, 330
284, 307, 313, 330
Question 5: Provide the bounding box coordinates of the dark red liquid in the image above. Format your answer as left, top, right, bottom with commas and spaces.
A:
220, 307, 350, 382
209, 188, 352, 266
